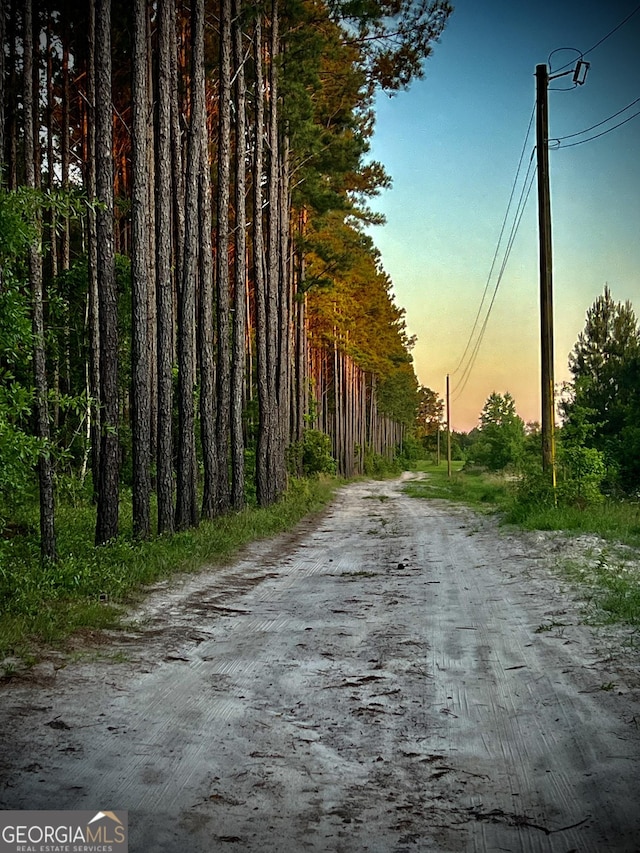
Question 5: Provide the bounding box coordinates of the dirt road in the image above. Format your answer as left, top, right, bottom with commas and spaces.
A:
1, 476, 639, 852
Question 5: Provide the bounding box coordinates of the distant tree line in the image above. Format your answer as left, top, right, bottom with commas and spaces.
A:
0, 0, 453, 558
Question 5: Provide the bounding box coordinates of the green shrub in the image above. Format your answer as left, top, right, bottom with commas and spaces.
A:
363, 447, 400, 478
508, 466, 556, 522
288, 429, 336, 477
396, 434, 422, 469
557, 444, 605, 507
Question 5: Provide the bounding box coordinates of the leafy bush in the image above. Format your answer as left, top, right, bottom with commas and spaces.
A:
508, 465, 556, 522
288, 429, 336, 477
508, 443, 605, 523
396, 434, 422, 469
557, 444, 605, 507
363, 447, 400, 478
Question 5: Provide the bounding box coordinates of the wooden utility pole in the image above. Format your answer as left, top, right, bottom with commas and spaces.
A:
446, 374, 452, 478
535, 64, 556, 483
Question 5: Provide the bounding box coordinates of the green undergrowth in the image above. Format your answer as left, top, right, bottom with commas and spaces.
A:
0, 476, 338, 666
561, 550, 640, 627
406, 461, 640, 626
405, 461, 512, 512
508, 500, 640, 547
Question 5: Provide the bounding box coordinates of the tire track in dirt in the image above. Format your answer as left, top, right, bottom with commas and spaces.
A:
401, 496, 613, 851
1, 476, 639, 852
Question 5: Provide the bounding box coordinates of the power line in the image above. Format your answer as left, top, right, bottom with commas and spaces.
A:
548, 46, 582, 72
449, 2, 640, 405
453, 156, 538, 402
452, 161, 537, 402
580, 3, 640, 59
552, 2, 640, 73
451, 105, 535, 379
555, 105, 640, 149
552, 95, 640, 142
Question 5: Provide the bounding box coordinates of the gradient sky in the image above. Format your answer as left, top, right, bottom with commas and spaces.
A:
366, 0, 640, 431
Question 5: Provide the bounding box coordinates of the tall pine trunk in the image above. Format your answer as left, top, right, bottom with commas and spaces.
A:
199, 114, 217, 519
259, 0, 282, 506
60, 19, 70, 272
215, 0, 232, 513
24, 0, 56, 562
275, 130, 291, 496
253, 13, 271, 506
230, 0, 247, 510
6, 0, 18, 189
45, 15, 60, 427
85, 0, 101, 501
145, 4, 157, 483
131, 0, 152, 539
265, 0, 287, 502
95, 0, 120, 544
170, 5, 185, 317
154, 0, 175, 534
45, 15, 57, 281
175, 0, 205, 530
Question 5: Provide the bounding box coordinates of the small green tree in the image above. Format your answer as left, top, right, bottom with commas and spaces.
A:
0, 191, 39, 526
415, 385, 443, 457
469, 391, 526, 471
562, 287, 640, 493
0, 188, 90, 534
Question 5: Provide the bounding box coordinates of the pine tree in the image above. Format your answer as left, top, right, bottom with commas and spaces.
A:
94, 0, 120, 544
176, 0, 205, 530
24, 0, 57, 561
131, 0, 152, 539
231, 0, 248, 510
215, 0, 233, 513
154, 0, 175, 534
563, 287, 640, 492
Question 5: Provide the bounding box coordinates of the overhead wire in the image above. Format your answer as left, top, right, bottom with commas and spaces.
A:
450, 104, 537, 398
551, 2, 640, 73
547, 47, 581, 92
450, 5, 640, 408
555, 108, 640, 148
551, 97, 640, 149
552, 95, 640, 141
451, 105, 535, 378
577, 2, 640, 59
452, 155, 538, 402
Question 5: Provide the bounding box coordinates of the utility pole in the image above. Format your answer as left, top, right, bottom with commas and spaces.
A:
535, 59, 588, 485
535, 63, 556, 482
446, 374, 452, 478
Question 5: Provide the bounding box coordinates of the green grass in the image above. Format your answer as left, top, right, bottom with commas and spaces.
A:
0, 476, 338, 664
405, 460, 640, 626
508, 501, 640, 547
406, 461, 512, 512
561, 549, 640, 627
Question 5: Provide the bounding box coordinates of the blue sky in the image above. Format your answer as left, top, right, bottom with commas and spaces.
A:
366, 0, 640, 431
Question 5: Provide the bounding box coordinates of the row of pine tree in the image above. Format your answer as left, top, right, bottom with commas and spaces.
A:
0, 0, 453, 558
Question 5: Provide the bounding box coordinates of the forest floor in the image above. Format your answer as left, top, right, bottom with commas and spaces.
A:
1, 474, 639, 852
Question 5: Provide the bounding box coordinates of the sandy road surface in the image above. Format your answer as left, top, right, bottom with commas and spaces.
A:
1, 476, 639, 852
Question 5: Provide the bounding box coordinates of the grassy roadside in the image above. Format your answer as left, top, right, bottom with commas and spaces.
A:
405, 461, 640, 627
0, 477, 339, 668
404, 461, 513, 512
